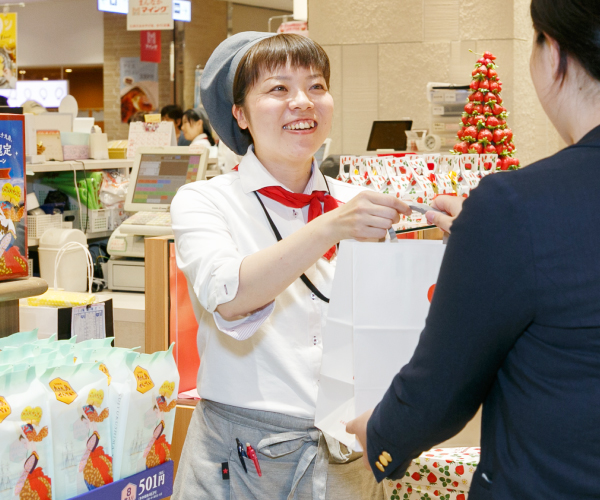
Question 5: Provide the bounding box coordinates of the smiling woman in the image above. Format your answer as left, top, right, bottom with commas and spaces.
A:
170, 32, 410, 500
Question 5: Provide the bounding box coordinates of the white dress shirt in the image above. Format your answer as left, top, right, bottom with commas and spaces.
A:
170, 147, 363, 418
191, 133, 217, 158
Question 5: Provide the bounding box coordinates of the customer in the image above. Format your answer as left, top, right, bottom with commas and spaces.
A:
181, 107, 215, 148
347, 1, 600, 498
170, 32, 410, 500
160, 104, 191, 146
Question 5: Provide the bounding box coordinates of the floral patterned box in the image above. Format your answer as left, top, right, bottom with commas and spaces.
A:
383, 447, 480, 500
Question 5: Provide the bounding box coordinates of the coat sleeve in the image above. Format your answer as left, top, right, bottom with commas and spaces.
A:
366, 173, 537, 481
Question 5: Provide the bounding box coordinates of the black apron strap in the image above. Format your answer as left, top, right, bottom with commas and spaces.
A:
254, 192, 330, 303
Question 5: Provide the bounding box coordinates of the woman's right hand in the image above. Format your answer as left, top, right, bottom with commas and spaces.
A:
426, 196, 465, 233
326, 191, 412, 242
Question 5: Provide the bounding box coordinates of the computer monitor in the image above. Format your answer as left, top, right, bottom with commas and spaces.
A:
366, 120, 413, 151
124, 146, 209, 212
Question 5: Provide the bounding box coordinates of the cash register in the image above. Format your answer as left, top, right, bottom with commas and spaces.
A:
106, 146, 209, 291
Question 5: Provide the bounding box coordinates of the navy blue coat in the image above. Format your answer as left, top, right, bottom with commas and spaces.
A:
367, 125, 600, 499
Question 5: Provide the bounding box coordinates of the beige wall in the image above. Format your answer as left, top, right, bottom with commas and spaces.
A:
180, 2, 291, 111
103, 13, 173, 140
232, 4, 292, 34
182, 0, 229, 111
309, 0, 565, 166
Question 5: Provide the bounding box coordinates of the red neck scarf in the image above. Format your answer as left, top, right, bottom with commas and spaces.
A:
233, 165, 341, 260
257, 186, 340, 260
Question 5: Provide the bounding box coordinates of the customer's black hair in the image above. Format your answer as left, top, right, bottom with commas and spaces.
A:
531, 0, 600, 83
160, 104, 183, 122
183, 108, 215, 146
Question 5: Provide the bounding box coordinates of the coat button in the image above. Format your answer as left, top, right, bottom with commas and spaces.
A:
379, 454, 388, 467
382, 451, 392, 462
375, 461, 385, 472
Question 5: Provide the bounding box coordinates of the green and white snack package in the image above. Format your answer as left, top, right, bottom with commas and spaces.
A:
120, 344, 179, 478
72, 338, 114, 355
77, 347, 139, 481
39, 362, 112, 500
0, 366, 54, 500
0, 329, 39, 351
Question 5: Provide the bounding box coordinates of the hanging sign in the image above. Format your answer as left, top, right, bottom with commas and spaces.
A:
0, 13, 17, 89
140, 30, 161, 63
127, 0, 173, 31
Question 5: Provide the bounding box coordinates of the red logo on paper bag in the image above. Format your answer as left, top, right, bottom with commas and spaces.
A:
427, 284, 436, 303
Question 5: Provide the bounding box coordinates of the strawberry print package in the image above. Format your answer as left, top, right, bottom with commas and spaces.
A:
337, 155, 354, 183
120, 345, 179, 479
455, 155, 480, 198
0, 366, 54, 500
383, 158, 411, 199
361, 157, 387, 192
383, 447, 480, 500
39, 362, 112, 500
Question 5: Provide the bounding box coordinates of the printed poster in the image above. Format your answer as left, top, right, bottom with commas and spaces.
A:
120, 57, 159, 123
0, 114, 27, 280
0, 13, 17, 89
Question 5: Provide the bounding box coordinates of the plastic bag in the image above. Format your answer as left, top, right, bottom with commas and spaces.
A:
100, 170, 129, 208
0, 329, 38, 351
39, 362, 112, 500
77, 347, 139, 480
120, 344, 179, 478
0, 366, 54, 500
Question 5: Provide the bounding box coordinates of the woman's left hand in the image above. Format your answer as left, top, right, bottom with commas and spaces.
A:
346, 409, 374, 470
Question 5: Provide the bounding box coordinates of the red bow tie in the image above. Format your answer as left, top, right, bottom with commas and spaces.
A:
257, 185, 341, 260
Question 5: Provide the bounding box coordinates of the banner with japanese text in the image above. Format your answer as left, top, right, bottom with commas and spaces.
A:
0, 13, 17, 89
128, 0, 173, 31
0, 114, 27, 280
140, 30, 161, 63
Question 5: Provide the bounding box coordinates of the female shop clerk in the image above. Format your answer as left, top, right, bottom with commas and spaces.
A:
347, 0, 600, 498
170, 32, 410, 500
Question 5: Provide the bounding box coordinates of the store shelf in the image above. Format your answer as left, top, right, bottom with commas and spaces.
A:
26, 159, 133, 174
28, 229, 114, 247
70, 460, 173, 500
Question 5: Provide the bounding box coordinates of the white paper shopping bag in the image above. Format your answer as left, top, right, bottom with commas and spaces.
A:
315, 239, 446, 450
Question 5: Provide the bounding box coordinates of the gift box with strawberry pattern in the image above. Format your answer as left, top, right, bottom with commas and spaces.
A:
383, 447, 480, 500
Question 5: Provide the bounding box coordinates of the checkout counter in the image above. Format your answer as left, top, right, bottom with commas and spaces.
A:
106, 147, 209, 291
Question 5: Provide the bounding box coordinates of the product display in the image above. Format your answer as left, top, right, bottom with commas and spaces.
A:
336, 153, 490, 230
0, 329, 38, 351
0, 366, 53, 500
383, 447, 480, 500
0, 330, 179, 500
120, 346, 179, 480
40, 362, 113, 499
455, 51, 520, 170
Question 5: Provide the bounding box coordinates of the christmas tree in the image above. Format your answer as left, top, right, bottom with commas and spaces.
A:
454, 51, 520, 170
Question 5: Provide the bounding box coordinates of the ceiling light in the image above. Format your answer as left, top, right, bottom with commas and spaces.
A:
18, 70, 25, 75
65, 69, 72, 73
42, 77, 48, 81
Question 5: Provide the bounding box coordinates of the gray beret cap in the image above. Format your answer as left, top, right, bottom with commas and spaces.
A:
200, 31, 275, 156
